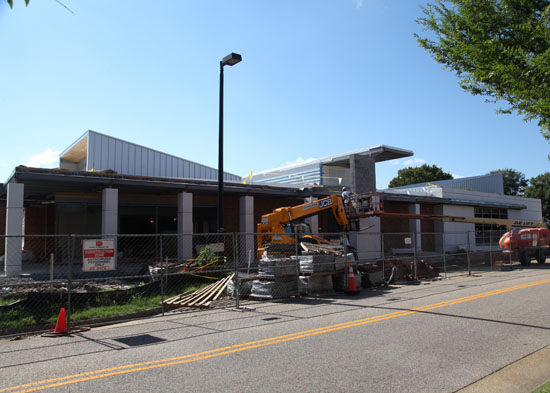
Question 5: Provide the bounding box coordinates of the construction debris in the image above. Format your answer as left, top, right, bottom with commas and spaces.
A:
409, 260, 440, 280
357, 258, 440, 285
163, 274, 234, 310
300, 242, 344, 255
226, 272, 254, 297
149, 261, 192, 280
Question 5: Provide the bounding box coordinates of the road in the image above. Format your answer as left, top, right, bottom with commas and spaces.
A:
2, 267, 550, 392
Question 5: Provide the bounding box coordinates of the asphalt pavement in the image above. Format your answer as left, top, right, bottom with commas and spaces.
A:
2, 267, 550, 392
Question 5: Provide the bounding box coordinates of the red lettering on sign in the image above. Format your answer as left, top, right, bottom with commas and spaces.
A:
84, 250, 115, 258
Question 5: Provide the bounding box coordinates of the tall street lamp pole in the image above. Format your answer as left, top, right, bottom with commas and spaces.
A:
218, 52, 242, 233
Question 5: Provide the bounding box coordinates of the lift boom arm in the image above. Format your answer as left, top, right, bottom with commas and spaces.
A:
257, 195, 349, 234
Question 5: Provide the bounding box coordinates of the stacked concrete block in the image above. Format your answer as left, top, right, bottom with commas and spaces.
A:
293, 255, 335, 296
299, 274, 333, 296
295, 255, 335, 274
250, 279, 299, 300
258, 257, 298, 278
250, 256, 299, 299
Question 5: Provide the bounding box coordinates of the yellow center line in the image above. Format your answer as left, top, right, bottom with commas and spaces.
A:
4, 278, 550, 393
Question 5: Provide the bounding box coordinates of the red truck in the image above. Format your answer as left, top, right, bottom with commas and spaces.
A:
499, 228, 550, 266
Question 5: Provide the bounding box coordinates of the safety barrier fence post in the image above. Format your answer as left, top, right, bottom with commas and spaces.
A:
159, 234, 165, 316
467, 231, 472, 276
412, 231, 417, 281
489, 230, 493, 271
442, 232, 447, 279
67, 234, 74, 332
233, 233, 239, 309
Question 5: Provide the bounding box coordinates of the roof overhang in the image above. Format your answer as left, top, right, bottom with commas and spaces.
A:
1, 166, 329, 202
381, 192, 527, 210
59, 130, 89, 165
320, 145, 413, 167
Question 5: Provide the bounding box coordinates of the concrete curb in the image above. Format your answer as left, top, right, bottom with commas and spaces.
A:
457, 346, 550, 393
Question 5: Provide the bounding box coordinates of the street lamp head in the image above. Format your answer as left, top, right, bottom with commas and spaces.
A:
221, 52, 242, 66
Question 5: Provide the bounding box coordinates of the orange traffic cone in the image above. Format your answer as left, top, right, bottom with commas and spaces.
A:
42, 308, 68, 337
345, 264, 360, 296
42, 308, 91, 337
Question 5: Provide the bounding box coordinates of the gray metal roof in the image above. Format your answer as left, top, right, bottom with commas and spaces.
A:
380, 191, 527, 210
250, 145, 413, 185
391, 173, 504, 195
60, 130, 241, 182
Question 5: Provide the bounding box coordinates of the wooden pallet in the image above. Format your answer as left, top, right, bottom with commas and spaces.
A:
163, 274, 235, 310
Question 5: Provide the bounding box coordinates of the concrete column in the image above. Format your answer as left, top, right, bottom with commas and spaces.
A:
239, 196, 254, 266
4, 183, 24, 277
349, 217, 381, 260
349, 154, 376, 194
409, 203, 422, 252
102, 188, 118, 268
177, 192, 193, 261
304, 197, 318, 234
102, 188, 118, 236
433, 205, 445, 253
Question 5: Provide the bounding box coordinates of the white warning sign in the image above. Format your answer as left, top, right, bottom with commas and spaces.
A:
83, 239, 116, 272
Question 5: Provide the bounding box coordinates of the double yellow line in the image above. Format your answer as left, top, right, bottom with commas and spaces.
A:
4, 277, 550, 393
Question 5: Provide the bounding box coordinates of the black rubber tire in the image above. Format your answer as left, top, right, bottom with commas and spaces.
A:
519, 251, 531, 266
537, 249, 546, 264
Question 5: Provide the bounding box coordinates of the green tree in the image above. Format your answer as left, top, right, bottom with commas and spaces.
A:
388, 164, 453, 188
415, 0, 550, 143
489, 168, 528, 196
6, 0, 29, 7
524, 172, 550, 225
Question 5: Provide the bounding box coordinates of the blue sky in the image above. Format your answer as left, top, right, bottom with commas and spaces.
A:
1, 0, 548, 188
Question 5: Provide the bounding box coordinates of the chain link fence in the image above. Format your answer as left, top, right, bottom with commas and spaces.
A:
0, 229, 531, 336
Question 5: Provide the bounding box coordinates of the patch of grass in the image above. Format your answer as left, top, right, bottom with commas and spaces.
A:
70, 282, 208, 321
0, 315, 37, 330
534, 382, 550, 393
0, 281, 210, 333
71, 295, 162, 320
0, 297, 19, 306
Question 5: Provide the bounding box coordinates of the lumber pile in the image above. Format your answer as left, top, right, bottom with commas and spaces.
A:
300, 242, 344, 255
163, 274, 234, 310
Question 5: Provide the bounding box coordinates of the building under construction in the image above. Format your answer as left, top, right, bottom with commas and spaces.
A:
0, 130, 543, 276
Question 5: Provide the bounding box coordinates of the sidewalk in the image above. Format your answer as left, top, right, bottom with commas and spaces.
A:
457, 346, 550, 393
